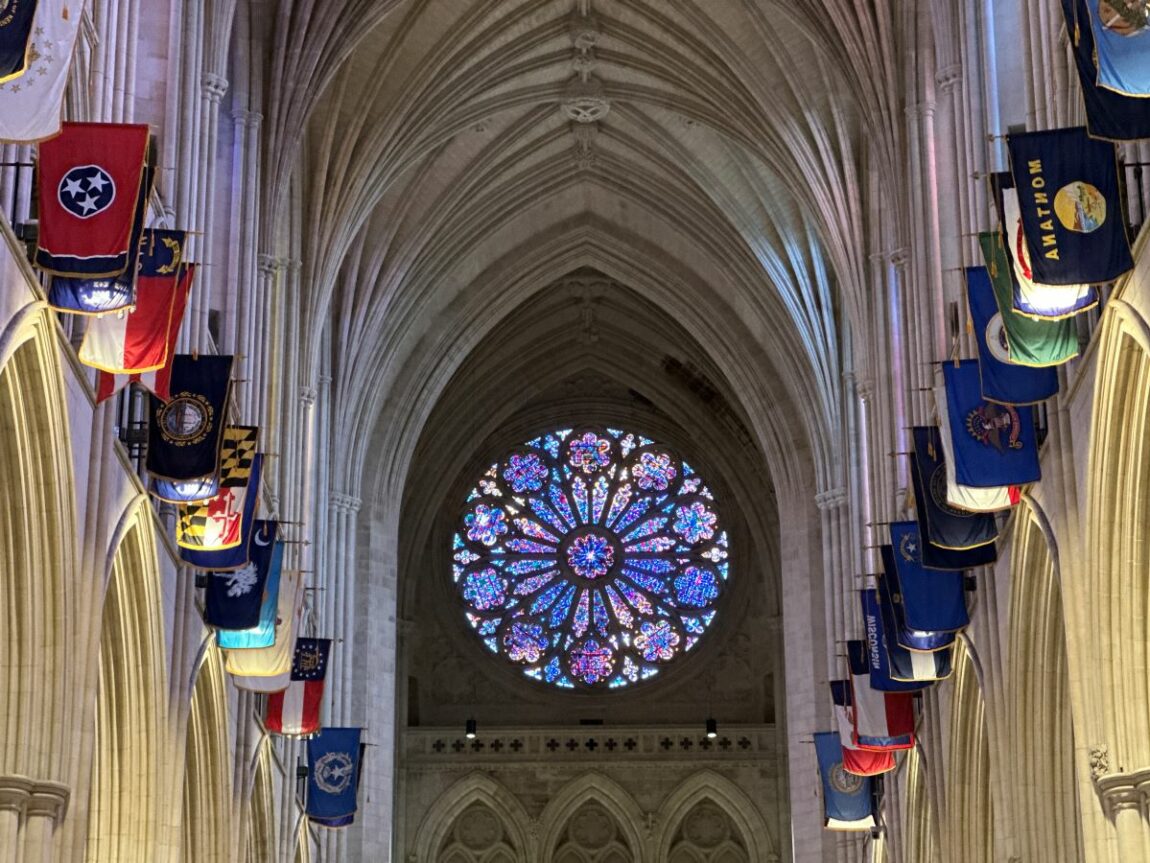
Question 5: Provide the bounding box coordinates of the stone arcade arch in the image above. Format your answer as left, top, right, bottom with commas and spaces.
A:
246, 740, 279, 863
181, 644, 235, 863
413, 773, 532, 863
539, 773, 645, 863
654, 771, 776, 862
942, 641, 993, 862
900, 746, 940, 863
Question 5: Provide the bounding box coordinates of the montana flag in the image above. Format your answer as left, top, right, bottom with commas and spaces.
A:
79, 230, 188, 372
306, 728, 363, 824
96, 264, 195, 403
1007, 127, 1132, 285
941, 360, 1040, 488
830, 681, 896, 776
847, 640, 915, 751
909, 427, 1000, 552
888, 523, 971, 632
145, 354, 232, 483
1085, 0, 1150, 97
861, 589, 927, 692
156, 422, 254, 505
966, 267, 1060, 404
266, 638, 332, 737
932, 385, 1020, 514
814, 731, 876, 830
876, 574, 954, 681
0, 0, 38, 82
227, 568, 304, 684
215, 541, 283, 648
880, 545, 961, 651
978, 231, 1079, 366
204, 522, 280, 631
177, 433, 261, 550
35, 122, 150, 275
1061, 0, 1150, 140
0, 1, 81, 142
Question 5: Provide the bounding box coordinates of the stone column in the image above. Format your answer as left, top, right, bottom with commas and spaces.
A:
19, 781, 69, 863
0, 777, 32, 863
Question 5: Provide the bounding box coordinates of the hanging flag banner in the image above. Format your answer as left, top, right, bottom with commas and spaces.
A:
308, 744, 365, 828
941, 361, 1041, 488
227, 568, 304, 683
157, 422, 254, 505
266, 638, 332, 737
180, 489, 267, 572
1085, 0, 1150, 97
880, 546, 960, 651
814, 731, 877, 831
78, 230, 188, 371
847, 640, 915, 751
830, 681, 896, 776
909, 426, 1000, 552
96, 263, 195, 403
206, 524, 281, 634
0, 1, 40, 83
978, 231, 1079, 366
306, 728, 364, 825
0, 1, 82, 142
932, 384, 1019, 514
1007, 127, 1132, 285
145, 354, 233, 483
35, 122, 150, 275
965, 267, 1060, 404
875, 574, 954, 682
888, 523, 971, 632
177, 437, 261, 550
906, 449, 998, 572
861, 589, 928, 692
1061, 0, 1150, 140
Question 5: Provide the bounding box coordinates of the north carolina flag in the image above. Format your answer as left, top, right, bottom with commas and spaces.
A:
0, 1, 82, 143
95, 263, 195, 403
847, 640, 915, 751
830, 681, 897, 776
266, 638, 332, 737
814, 731, 876, 831
35, 122, 150, 275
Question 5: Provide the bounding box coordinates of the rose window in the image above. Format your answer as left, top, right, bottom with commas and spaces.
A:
452, 426, 729, 689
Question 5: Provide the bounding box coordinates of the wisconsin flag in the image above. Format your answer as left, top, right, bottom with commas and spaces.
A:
96, 264, 195, 403
909, 427, 1000, 553
266, 638, 332, 737
814, 731, 876, 831
830, 681, 896, 776
1061, 0, 1150, 140
847, 640, 915, 751
145, 354, 233, 484
0, 1, 82, 142
941, 361, 1041, 488
876, 574, 954, 682
861, 589, 928, 692
1007, 128, 1132, 285
978, 231, 1079, 366
966, 267, 1059, 405
205, 523, 280, 632
177, 432, 261, 550
0, 0, 39, 82
306, 728, 363, 825
1085, 0, 1150, 97
79, 230, 189, 372
35, 122, 150, 275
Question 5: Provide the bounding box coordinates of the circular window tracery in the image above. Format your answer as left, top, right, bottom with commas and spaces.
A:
452, 426, 729, 690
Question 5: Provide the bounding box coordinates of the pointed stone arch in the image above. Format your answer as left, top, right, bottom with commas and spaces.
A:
901, 745, 940, 863
412, 772, 532, 862
181, 643, 235, 863
245, 739, 278, 863
653, 770, 777, 862
538, 772, 646, 863
943, 639, 993, 861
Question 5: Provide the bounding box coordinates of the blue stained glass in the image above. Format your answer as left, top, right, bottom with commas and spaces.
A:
454, 425, 726, 690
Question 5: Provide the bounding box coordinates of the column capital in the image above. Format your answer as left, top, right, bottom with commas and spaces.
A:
0, 775, 33, 813
814, 487, 848, 511
231, 108, 263, 128
330, 491, 362, 515
25, 781, 69, 821
888, 247, 909, 269
300, 386, 318, 406
257, 253, 282, 277
202, 72, 229, 103
936, 65, 963, 94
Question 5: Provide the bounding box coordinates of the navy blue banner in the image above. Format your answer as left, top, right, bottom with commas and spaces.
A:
1061, 0, 1150, 140
814, 731, 875, 830
880, 546, 958, 651
1008, 127, 1132, 285
179, 456, 264, 571
861, 589, 927, 692
146, 354, 233, 482
0, 1, 37, 82
307, 728, 363, 821
215, 540, 284, 647
942, 360, 1041, 488
966, 267, 1060, 404
888, 523, 971, 632
204, 521, 279, 630
910, 426, 1000, 551
876, 574, 953, 682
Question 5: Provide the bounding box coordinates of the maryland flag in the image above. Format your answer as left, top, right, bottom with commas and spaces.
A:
177, 428, 260, 550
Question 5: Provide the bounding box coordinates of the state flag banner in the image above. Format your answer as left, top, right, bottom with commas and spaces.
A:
48, 158, 155, 315
266, 638, 332, 737
306, 728, 364, 824
0, 1, 82, 143
0, 0, 38, 82
158, 421, 254, 505
978, 232, 1079, 367
861, 588, 929, 691
35, 122, 150, 276
145, 354, 233, 483
204, 522, 280, 632
227, 568, 304, 683
909, 427, 999, 554
966, 267, 1060, 405
830, 681, 896, 776
814, 731, 876, 831
1086, 0, 1150, 97
79, 230, 188, 372
876, 573, 954, 682
847, 640, 915, 751
1007, 127, 1132, 285
179, 479, 264, 572
888, 523, 971, 633
96, 263, 195, 404
1061, 0, 1150, 140
215, 540, 283, 648
942, 360, 1041, 489
880, 547, 959, 651
177, 433, 261, 550
932, 384, 1020, 515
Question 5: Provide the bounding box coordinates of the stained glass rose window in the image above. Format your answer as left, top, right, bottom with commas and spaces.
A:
452, 427, 729, 689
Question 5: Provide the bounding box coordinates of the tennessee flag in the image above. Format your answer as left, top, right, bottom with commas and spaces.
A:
266, 639, 332, 737
35, 122, 149, 276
